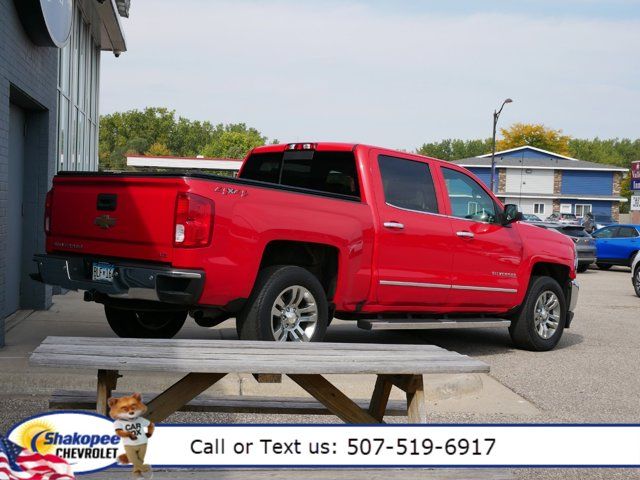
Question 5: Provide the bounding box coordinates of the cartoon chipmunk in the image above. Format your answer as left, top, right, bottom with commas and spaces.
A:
108, 393, 155, 480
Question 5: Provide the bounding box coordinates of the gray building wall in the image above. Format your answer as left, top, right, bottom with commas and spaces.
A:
0, 0, 58, 344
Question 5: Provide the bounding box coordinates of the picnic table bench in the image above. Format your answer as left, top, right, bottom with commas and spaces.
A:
31, 336, 489, 424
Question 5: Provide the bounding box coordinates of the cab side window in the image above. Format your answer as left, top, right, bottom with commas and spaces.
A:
442, 168, 497, 223
378, 155, 439, 214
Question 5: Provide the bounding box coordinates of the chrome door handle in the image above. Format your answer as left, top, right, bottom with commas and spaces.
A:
383, 221, 404, 230
456, 231, 474, 238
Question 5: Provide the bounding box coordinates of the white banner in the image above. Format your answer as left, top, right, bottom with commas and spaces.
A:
141, 425, 640, 467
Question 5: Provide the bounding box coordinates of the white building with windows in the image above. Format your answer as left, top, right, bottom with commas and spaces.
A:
454, 146, 628, 221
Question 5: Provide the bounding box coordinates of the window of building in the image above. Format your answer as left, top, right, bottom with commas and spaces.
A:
56, 4, 100, 172
574, 204, 592, 218
377, 155, 439, 213
534, 203, 545, 214
442, 168, 497, 223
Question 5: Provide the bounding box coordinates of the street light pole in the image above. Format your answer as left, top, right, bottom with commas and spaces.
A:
490, 98, 513, 193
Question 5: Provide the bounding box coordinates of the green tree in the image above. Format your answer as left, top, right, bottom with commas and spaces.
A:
201, 124, 266, 159
417, 138, 492, 160
145, 142, 172, 156
497, 123, 571, 155
99, 108, 270, 170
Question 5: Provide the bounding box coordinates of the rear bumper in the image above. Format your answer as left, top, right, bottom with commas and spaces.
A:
576, 246, 596, 264
32, 254, 204, 305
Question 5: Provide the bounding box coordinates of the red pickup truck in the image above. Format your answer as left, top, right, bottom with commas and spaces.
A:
33, 142, 579, 351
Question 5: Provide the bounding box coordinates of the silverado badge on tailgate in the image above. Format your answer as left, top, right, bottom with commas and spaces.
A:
94, 214, 117, 229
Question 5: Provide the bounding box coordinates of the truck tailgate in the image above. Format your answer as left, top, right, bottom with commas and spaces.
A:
48, 175, 186, 263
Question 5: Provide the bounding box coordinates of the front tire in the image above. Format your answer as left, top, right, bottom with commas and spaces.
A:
236, 265, 328, 342
105, 307, 187, 339
509, 276, 566, 351
633, 265, 640, 298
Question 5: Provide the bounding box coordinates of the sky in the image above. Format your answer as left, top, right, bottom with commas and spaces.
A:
100, 0, 640, 151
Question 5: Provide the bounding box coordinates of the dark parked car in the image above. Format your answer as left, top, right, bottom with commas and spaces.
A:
534, 223, 596, 273
591, 224, 640, 269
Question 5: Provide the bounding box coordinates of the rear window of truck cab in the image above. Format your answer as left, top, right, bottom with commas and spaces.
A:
240, 150, 360, 199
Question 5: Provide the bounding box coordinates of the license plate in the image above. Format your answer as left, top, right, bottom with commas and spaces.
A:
92, 262, 114, 282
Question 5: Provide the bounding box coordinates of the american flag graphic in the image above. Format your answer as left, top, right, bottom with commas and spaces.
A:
0, 435, 74, 480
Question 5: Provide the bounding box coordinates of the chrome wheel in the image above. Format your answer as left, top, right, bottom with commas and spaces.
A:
533, 291, 560, 339
271, 285, 318, 342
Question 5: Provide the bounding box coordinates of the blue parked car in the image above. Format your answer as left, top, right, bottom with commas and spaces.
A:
591, 224, 640, 269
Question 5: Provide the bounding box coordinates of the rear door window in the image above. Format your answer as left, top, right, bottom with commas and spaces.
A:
241, 150, 360, 199
618, 226, 639, 238
377, 155, 439, 214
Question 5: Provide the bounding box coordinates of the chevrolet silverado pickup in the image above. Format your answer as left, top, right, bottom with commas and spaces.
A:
33, 142, 579, 351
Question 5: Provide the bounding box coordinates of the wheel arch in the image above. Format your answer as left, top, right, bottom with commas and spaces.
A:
258, 240, 340, 301
529, 261, 571, 303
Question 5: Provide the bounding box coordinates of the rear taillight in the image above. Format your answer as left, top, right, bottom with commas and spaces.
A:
173, 193, 214, 248
44, 189, 53, 234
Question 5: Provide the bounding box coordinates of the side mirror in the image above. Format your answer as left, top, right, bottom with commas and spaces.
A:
502, 204, 523, 225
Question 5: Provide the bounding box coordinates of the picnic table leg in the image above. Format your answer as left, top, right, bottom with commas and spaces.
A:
146, 373, 227, 423
289, 374, 381, 424
404, 375, 427, 423
368, 375, 392, 422
380, 374, 428, 423
96, 369, 119, 416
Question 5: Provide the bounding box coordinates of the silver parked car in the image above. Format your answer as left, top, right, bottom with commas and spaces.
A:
534, 223, 596, 273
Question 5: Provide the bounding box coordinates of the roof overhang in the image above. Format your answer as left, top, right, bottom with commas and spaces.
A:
95, 0, 126, 53
127, 156, 243, 171
499, 193, 627, 202
477, 145, 580, 162
458, 164, 628, 173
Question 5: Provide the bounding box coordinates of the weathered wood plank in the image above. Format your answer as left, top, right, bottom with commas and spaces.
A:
82, 467, 515, 480
289, 374, 380, 424
34, 343, 464, 360
31, 352, 489, 375
42, 336, 446, 352
96, 369, 118, 416
50, 390, 409, 416
31, 346, 481, 363
146, 373, 226, 423
368, 375, 393, 422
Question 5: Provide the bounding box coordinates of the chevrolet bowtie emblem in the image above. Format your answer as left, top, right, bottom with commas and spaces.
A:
94, 214, 117, 229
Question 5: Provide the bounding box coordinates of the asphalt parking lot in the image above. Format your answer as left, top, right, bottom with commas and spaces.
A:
1, 266, 638, 479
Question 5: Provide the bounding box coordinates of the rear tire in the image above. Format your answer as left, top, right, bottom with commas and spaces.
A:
576, 264, 589, 273
596, 263, 612, 270
236, 265, 328, 342
509, 276, 566, 351
105, 307, 187, 339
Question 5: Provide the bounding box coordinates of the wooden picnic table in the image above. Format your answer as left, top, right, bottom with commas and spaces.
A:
30, 336, 489, 424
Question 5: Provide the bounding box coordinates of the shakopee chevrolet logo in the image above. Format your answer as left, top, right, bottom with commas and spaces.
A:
7, 412, 120, 474
94, 215, 117, 229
